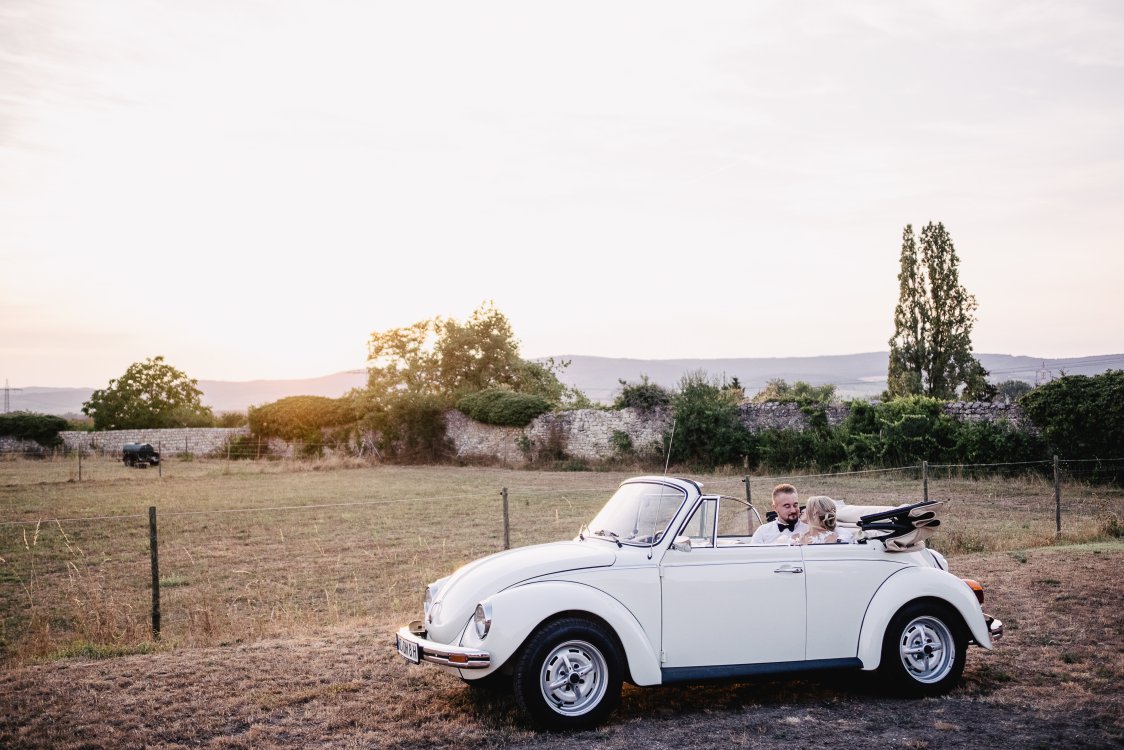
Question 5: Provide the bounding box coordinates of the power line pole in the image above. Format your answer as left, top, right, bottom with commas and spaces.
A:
3, 379, 25, 413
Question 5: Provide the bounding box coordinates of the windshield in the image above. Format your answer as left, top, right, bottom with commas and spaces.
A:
586, 481, 687, 546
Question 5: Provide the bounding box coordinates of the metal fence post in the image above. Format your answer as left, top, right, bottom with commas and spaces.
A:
502, 487, 510, 550
149, 506, 161, 639
922, 460, 929, 502
1054, 455, 1062, 537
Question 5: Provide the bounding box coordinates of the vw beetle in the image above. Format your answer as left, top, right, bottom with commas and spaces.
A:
395, 476, 1002, 729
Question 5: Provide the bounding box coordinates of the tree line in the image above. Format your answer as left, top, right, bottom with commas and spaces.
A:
5, 222, 1114, 480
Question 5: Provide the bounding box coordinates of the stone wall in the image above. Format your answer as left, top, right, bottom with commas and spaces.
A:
26, 401, 1029, 464
442, 401, 1030, 463
738, 403, 850, 433
445, 407, 671, 463
59, 427, 249, 455
942, 401, 1029, 428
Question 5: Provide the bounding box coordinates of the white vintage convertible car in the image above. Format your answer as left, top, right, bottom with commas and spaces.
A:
395, 476, 1002, 729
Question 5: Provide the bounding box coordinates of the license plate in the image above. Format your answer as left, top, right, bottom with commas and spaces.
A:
396, 634, 420, 664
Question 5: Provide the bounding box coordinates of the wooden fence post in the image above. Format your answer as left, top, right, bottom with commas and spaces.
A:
149, 506, 161, 639
158, 441, 162, 478
743, 475, 754, 528
78, 444, 82, 482
1054, 455, 1062, 537
502, 487, 510, 550
922, 460, 929, 502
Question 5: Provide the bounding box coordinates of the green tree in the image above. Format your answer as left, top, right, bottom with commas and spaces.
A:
365, 301, 577, 405
962, 360, 998, 402
887, 222, 984, 399
82, 356, 213, 430
995, 379, 1033, 403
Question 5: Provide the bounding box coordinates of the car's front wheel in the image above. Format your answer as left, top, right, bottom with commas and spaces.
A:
879, 601, 967, 696
512, 617, 623, 730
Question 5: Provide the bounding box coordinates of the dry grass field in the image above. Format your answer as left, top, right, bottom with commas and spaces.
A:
1, 456, 1122, 748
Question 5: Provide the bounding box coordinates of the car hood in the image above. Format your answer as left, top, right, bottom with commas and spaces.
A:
428, 541, 617, 640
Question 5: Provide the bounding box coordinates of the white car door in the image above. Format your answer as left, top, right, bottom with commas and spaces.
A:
801, 542, 906, 660
659, 497, 806, 675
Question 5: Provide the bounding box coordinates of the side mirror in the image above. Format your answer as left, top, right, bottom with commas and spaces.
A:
672, 535, 692, 553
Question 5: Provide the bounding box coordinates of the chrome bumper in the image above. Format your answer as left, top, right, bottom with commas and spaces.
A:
395, 621, 491, 669
985, 614, 1004, 642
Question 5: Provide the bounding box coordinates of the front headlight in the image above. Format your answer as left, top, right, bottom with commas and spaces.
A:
473, 602, 492, 639
424, 585, 435, 616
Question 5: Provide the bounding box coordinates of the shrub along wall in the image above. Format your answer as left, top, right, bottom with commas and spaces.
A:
444, 401, 1032, 465
38, 401, 1036, 466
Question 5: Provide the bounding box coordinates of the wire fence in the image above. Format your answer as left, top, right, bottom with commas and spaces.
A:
0, 458, 1121, 663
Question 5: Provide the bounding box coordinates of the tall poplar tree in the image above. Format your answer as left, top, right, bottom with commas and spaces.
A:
887, 222, 987, 400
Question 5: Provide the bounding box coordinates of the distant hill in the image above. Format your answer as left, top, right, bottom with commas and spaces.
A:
6, 371, 369, 416
549, 352, 1124, 403
5, 353, 1122, 415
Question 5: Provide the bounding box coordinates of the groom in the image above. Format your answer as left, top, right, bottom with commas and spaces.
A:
750, 483, 808, 544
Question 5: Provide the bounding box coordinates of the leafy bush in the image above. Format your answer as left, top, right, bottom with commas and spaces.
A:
752, 378, 837, 404
249, 396, 356, 442
610, 430, 633, 456
950, 420, 1047, 468
1020, 371, 1124, 482
225, 434, 270, 460
1020, 370, 1124, 457
215, 411, 249, 428
614, 376, 672, 411
0, 411, 69, 447
366, 392, 452, 462
666, 371, 751, 469
456, 388, 553, 427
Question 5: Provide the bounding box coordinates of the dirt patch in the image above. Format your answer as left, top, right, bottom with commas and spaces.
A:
2, 542, 1121, 749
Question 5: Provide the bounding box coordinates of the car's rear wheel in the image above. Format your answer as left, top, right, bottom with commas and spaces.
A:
880, 601, 966, 696
512, 617, 622, 730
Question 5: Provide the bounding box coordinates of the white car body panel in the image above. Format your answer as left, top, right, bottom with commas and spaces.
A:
802, 544, 909, 661
460, 579, 665, 685
856, 564, 993, 669
659, 543, 806, 667
426, 542, 615, 644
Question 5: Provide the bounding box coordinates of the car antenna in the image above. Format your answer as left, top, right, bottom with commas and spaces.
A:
663, 417, 676, 475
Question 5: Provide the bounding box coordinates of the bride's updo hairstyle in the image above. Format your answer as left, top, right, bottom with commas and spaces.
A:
805, 496, 837, 531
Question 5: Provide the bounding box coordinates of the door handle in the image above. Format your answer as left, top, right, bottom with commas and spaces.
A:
773, 565, 804, 574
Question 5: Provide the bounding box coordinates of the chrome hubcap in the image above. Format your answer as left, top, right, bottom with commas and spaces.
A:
539, 639, 608, 716
898, 616, 955, 684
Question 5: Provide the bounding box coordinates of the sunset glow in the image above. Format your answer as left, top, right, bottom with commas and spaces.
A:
2, 1, 1122, 387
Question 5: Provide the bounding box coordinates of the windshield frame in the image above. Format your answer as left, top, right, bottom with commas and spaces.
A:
585, 479, 691, 548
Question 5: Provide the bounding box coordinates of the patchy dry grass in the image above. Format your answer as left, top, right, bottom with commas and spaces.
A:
0, 543, 1120, 749
1, 457, 1121, 748
1, 461, 1121, 666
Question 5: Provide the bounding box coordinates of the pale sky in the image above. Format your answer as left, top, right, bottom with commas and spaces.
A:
2, 0, 1123, 388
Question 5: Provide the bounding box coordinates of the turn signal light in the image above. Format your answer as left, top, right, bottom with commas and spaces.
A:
962, 578, 984, 605
449, 654, 469, 665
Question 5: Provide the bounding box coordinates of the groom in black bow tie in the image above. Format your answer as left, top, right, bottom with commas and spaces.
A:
750, 483, 809, 544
